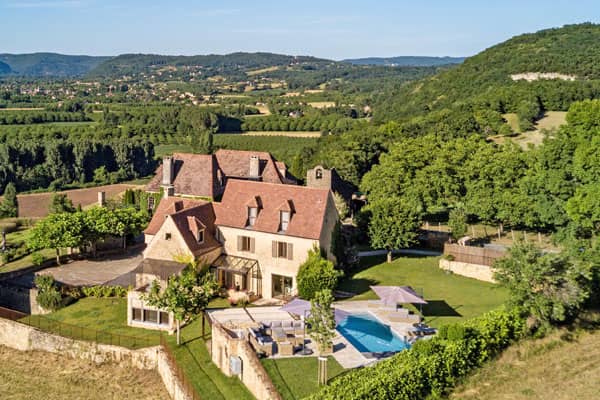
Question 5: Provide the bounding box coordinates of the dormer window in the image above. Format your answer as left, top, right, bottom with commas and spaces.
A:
196, 229, 204, 244
248, 207, 258, 227
280, 211, 290, 232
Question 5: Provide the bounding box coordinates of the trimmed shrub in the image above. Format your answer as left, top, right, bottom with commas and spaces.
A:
308, 307, 525, 400
30, 252, 45, 266
35, 275, 63, 311
297, 247, 342, 300
80, 285, 129, 298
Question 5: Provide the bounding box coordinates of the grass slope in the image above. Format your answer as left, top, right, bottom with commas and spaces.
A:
451, 323, 600, 400
44, 298, 253, 400
261, 357, 346, 400
338, 256, 508, 328
0, 345, 168, 400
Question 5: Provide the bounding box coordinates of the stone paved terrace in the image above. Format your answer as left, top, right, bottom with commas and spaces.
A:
7, 250, 143, 288
206, 302, 425, 369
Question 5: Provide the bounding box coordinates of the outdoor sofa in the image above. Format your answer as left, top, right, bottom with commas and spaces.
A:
248, 327, 274, 356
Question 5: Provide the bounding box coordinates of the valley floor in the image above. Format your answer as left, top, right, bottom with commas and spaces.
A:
0, 345, 169, 400
451, 323, 600, 400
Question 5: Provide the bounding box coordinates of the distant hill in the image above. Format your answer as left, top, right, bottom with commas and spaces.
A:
0, 53, 109, 77
0, 60, 11, 75
87, 52, 330, 77
342, 56, 465, 67
375, 23, 600, 122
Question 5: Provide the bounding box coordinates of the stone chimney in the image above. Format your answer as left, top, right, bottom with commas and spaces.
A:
97, 191, 106, 207
161, 156, 175, 198
249, 155, 260, 179
162, 156, 174, 186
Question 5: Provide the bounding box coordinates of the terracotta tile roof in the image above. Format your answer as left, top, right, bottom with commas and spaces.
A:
214, 149, 285, 184
214, 180, 333, 240
144, 197, 207, 235
146, 153, 217, 198
169, 204, 221, 257
145, 150, 294, 198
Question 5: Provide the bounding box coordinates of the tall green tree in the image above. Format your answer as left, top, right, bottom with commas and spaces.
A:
307, 289, 336, 354
494, 242, 591, 331
48, 193, 76, 214
28, 212, 84, 264
0, 182, 18, 218
143, 268, 218, 345
367, 197, 423, 263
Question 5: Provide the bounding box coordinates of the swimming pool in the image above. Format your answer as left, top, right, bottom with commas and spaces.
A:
337, 313, 410, 354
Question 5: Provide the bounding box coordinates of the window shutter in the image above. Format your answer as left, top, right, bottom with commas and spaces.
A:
237, 236, 243, 251
287, 243, 293, 260
272, 241, 277, 258
250, 238, 255, 253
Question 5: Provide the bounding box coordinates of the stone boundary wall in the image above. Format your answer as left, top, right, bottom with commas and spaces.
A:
0, 317, 191, 400
211, 322, 282, 400
439, 259, 497, 283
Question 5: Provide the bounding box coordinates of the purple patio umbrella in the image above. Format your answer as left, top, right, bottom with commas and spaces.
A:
280, 298, 351, 324
370, 286, 428, 307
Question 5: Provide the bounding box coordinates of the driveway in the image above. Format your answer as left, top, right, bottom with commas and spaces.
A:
39, 251, 143, 287
7, 249, 143, 288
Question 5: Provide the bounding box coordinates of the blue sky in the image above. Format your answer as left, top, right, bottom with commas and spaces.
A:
1, 0, 599, 59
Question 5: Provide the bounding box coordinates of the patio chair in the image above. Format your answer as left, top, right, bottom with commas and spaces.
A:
248, 328, 274, 356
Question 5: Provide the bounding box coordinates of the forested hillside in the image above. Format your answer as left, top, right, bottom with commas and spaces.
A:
0, 53, 109, 77
87, 52, 329, 77
374, 23, 600, 130
342, 56, 465, 66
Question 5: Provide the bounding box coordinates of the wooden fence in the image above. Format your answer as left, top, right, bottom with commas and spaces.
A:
443, 243, 506, 266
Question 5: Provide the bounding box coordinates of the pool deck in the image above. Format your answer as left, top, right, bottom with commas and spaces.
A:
334, 300, 418, 340
207, 301, 425, 369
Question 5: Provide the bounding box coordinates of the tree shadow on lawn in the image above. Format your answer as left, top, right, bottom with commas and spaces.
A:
421, 300, 462, 317
336, 278, 378, 297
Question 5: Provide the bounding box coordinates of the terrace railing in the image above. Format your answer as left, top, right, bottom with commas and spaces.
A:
0, 305, 158, 349
160, 333, 202, 400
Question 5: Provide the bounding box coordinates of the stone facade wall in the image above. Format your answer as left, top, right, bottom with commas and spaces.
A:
211, 323, 282, 400
0, 317, 192, 400
439, 259, 497, 283
219, 225, 318, 299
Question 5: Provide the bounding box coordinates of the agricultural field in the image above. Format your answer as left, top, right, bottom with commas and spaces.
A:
0, 345, 169, 400
497, 111, 567, 148
308, 101, 336, 109
227, 130, 321, 137
9, 183, 142, 218
451, 318, 600, 400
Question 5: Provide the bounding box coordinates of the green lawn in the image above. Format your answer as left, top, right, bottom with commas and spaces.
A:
40, 297, 253, 400
338, 255, 509, 328
261, 357, 346, 400
0, 226, 56, 274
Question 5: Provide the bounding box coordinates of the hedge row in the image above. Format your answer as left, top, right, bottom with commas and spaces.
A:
308, 308, 525, 400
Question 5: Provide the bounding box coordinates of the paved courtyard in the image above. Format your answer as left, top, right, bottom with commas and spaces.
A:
40, 251, 143, 287
7, 249, 143, 288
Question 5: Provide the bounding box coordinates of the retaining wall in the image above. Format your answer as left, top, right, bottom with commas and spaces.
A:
211, 323, 282, 400
439, 259, 497, 283
0, 317, 191, 400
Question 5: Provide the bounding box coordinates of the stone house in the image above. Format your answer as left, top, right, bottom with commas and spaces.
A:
127, 179, 338, 330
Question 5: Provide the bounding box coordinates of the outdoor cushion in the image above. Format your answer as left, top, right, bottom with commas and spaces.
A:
282, 321, 293, 328
271, 321, 282, 328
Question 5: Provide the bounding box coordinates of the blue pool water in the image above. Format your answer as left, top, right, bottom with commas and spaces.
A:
337, 313, 410, 354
